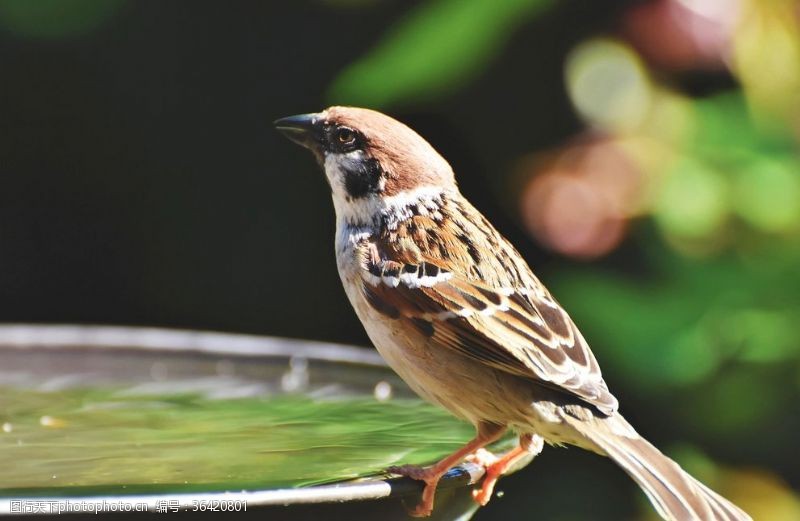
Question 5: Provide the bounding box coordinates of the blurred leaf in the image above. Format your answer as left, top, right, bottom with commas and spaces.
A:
686, 369, 785, 435
0, 0, 125, 39
726, 468, 800, 521
565, 39, 652, 131
687, 93, 796, 157
550, 238, 800, 391
321, 0, 381, 7
653, 157, 729, 240
733, 0, 800, 132
725, 309, 800, 364
733, 160, 800, 233
327, 0, 553, 107
549, 270, 711, 390
661, 325, 719, 385
668, 445, 722, 486
644, 92, 800, 243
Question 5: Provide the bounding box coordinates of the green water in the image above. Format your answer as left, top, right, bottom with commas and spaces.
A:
0, 386, 484, 496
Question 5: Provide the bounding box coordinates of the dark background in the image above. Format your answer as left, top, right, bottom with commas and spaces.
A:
2, 1, 799, 519
0, 1, 615, 341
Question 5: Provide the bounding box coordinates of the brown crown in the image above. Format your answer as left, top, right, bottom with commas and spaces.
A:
322, 106, 458, 196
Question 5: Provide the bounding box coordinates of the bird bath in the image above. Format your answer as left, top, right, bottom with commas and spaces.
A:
0, 325, 527, 519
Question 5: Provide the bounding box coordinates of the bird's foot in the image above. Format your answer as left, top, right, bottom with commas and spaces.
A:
407, 501, 434, 518
385, 423, 510, 517
386, 464, 440, 517
386, 463, 435, 482
471, 434, 543, 506
466, 448, 503, 505
465, 447, 499, 468
472, 478, 498, 505
471, 455, 511, 506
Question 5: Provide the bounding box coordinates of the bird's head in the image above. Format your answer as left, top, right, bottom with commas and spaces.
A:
275, 106, 456, 227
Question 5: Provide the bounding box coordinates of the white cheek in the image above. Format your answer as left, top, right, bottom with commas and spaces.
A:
323, 153, 347, 196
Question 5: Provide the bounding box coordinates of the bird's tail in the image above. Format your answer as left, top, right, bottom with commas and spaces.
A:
561, 412, 750, 521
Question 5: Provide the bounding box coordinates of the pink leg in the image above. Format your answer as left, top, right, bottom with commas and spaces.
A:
388, 422, 507, 517
472, 433, 542, 506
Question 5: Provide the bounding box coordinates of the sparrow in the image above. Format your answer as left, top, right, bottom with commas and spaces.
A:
274, 106, 750, 520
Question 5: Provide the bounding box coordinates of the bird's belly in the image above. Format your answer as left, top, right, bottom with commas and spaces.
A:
340, 277, 446, 403
360, 313, 498, 424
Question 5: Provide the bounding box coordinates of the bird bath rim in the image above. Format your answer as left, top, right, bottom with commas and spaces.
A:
0, 324, 519, 516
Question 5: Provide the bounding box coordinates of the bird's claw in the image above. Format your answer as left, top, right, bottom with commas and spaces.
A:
387, 464, 444, 517
408, 503, 434, 518
386, 464, 434, 483
465, 448, 499, 468
472, 485, 493, 506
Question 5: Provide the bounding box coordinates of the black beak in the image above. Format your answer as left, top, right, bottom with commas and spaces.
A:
274, 113, 319, 150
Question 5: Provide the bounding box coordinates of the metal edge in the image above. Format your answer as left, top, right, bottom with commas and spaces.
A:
0, 324, 385, 367
0, 464, 487, 514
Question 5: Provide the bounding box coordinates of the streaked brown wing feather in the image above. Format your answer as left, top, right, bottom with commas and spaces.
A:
360, 255, 619, 415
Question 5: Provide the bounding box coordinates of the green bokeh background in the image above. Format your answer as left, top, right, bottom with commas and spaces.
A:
0, 0, 798, 519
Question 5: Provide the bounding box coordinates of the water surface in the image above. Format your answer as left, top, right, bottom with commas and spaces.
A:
1, 386, 482, 496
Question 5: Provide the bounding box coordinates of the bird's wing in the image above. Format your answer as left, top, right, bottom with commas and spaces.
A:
358, 254, 619, 415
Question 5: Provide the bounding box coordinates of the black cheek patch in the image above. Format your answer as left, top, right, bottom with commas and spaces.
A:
343, 158, 383, 199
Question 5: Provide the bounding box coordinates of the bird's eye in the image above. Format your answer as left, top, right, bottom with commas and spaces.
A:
336, 127, 356, 145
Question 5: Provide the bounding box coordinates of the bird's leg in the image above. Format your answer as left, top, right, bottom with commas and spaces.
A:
464, 447, 500, 467
472, 433, 544, 506
387, 421, 506, 517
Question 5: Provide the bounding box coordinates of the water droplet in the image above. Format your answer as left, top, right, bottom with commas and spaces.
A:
281, 356, 309, 392
40, 416, 66, 428
289, 356, 308, 372
374, 381, 392, 402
